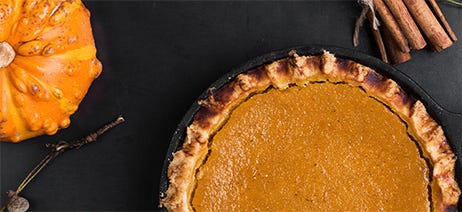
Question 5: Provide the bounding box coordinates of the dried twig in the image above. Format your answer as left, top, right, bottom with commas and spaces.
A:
0, 116, 125, 212
447, 0, 462, 7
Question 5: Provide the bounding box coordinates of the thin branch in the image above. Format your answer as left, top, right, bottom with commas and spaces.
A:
447, 0, 462, 6
1, 116, 125, 212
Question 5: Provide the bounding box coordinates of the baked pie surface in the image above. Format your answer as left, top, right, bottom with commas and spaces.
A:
161, 51, 460, 211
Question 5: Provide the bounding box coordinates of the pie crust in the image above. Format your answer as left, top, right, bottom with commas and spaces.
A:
161, 51, 460, 211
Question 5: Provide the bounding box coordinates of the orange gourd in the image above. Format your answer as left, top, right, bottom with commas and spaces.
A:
0, 0, 102, 142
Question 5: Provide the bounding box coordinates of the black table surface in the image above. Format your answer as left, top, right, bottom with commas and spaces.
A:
1, 1, 462, 211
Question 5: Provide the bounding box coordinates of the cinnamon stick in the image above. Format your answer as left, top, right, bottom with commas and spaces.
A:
383, 27, 411, 65
383, 0, 426, 50
403, 0, 453, 52
367, 11, 388, 63
427, 0, 457, 42
373, 0, 410, 53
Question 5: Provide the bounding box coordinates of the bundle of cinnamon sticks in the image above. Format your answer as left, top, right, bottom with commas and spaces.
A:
355, 0, 457, 65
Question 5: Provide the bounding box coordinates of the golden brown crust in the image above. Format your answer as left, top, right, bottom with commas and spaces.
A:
161, 51, 460, 211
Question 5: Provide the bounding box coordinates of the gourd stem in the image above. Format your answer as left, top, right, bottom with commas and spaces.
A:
0, 41, 15, 68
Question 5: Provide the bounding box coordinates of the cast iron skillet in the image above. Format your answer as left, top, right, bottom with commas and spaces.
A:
159, 45, 462, 208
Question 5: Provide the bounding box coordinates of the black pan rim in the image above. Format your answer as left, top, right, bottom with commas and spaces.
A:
158, 44, 460, 209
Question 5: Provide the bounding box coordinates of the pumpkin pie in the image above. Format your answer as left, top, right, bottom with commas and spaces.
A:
161, 51, 460, 211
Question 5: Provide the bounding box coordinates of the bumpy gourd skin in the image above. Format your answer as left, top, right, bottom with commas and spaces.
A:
0, 0, 102, 142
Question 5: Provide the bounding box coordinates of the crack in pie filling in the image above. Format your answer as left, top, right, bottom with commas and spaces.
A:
161, 51, 460, 211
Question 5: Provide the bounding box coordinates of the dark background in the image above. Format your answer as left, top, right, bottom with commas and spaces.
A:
1, 1, 461, 211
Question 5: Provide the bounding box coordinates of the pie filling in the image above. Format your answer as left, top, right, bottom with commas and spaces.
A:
191, 82, 430, 211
